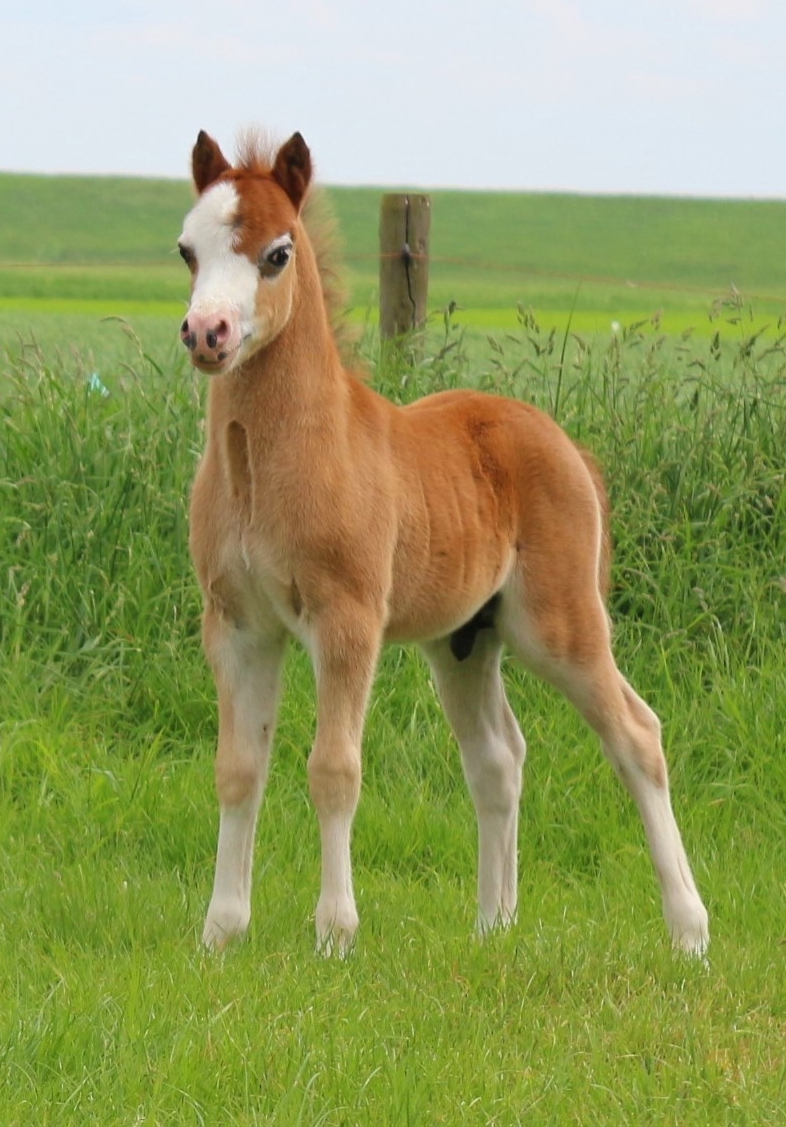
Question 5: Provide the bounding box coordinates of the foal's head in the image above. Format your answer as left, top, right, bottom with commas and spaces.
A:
178, 131, 312, 375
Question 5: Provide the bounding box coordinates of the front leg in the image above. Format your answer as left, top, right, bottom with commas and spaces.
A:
202, 605, 288, 949
307, 602, 382, 955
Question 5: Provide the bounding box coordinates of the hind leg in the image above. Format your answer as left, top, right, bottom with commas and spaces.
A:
609, 677, 709, 951
499, 587, 709, 954
422, 630, 526, 933
572, 662, 708, 953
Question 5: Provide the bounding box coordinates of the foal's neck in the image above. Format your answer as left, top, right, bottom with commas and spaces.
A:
208, 263, 348, 442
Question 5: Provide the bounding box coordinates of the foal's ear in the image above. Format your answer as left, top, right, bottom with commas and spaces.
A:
192, 131, 231, 194
272, 132, 312, 209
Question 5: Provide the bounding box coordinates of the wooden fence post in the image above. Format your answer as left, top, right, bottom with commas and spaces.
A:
379, 193, 431, 341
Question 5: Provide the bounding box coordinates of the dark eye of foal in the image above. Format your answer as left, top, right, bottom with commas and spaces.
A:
178, 244, 195, 268
268, 246, 290, 268
259, 236, 293, 276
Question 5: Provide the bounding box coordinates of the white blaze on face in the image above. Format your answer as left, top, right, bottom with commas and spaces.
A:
180, 179, 298, 373
180, 181, 259, 341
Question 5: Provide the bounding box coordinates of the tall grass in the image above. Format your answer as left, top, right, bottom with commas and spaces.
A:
3, 330, 196, 665
1, 314, 785, 1124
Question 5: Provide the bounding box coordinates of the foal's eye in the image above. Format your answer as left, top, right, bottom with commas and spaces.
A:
178, 244, 195, 269
259, 235, 294, 276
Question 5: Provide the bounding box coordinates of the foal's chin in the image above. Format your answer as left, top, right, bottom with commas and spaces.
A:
190, 345, 248, 377
191, 356, 236, 377
189, 335, 265, 377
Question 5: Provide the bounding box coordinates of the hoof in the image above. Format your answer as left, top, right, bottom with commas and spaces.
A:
668, 899, 710, 957
315, 899, 359, 957
202, 898, 250, 951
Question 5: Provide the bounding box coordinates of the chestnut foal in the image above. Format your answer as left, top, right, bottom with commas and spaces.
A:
178, 130, 709, 956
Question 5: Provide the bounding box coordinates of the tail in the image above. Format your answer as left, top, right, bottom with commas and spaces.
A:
579, 447, 612, 601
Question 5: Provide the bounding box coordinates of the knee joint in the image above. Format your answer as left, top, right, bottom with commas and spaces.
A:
215, 757, 263, 806
465, 742, 522, 814
308, 747, 361, 812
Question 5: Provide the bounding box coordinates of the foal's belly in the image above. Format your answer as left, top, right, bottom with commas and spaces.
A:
383, 500, 515, 644
382, 396, 519, 643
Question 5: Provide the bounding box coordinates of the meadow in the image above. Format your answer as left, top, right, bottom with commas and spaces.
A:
0, 173, 785, 1124
4, 170, 786, 331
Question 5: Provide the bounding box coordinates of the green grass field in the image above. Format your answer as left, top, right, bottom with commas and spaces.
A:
3, 171, 786, 335
1, 175, 785, 1124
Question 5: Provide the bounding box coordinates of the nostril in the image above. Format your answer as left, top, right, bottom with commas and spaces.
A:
181, 315, 231, 357
206, 321, 230, 350
180, 319, 198, 351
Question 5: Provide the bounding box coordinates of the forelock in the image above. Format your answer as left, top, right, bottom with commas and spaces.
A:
234, 129, 280, 177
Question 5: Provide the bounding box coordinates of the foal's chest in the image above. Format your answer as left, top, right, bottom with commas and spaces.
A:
190, 448, 306, 639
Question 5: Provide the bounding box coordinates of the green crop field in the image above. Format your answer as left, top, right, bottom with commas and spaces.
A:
1, 174, 785, 1124
3, 171, 786, 336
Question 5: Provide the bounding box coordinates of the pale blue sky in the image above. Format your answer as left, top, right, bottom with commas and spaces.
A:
3, 0, 784, 196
